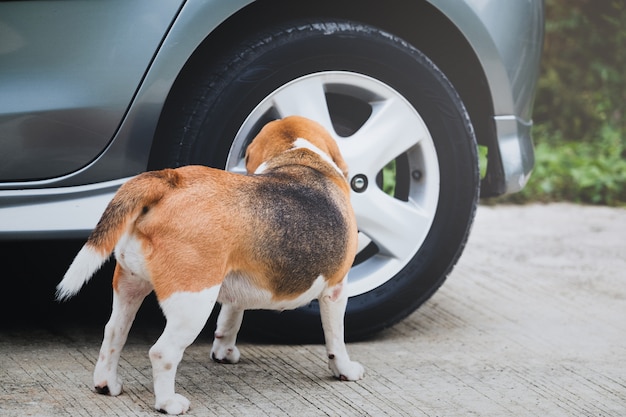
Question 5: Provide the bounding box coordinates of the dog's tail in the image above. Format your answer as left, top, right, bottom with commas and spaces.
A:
56, 169, 181, 301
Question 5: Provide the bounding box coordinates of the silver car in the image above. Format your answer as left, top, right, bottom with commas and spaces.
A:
0, 0, 544, 339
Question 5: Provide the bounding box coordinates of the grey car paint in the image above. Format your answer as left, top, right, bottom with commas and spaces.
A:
0, 0, 544, 238
0, 1, 184, 181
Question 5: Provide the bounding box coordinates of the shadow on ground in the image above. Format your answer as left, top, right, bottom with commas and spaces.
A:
1, 240, 165, 330
0, 240, 333, 344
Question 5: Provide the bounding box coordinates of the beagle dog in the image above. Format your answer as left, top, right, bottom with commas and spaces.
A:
56, 116, 364, 415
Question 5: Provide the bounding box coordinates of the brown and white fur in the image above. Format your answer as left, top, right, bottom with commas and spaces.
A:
56, 116, 364, 415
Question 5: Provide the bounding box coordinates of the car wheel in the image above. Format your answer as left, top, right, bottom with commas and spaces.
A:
151, 19, 479, 341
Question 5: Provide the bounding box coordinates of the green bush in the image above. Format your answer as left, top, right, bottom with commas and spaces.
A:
492, 0, 626, 206
534, 0, 625, 142
500, 125, 626, 205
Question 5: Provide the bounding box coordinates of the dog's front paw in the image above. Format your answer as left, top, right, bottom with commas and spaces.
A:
329, 358, 365, 381
211, 344, 240, 364
155, 393, 190, 415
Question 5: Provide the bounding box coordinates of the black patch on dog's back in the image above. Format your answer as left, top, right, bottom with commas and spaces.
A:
251, 169, 349, 296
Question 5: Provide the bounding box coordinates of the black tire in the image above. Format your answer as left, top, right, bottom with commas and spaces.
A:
151, 19, 479, 342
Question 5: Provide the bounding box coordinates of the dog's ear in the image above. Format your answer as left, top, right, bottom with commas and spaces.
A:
244, 140, 269, 175
244, 119, 288, 174
244, 145, 257, 174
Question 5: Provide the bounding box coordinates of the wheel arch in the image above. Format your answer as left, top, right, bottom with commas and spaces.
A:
150, 0, 502, 192
146, 5, 482, 341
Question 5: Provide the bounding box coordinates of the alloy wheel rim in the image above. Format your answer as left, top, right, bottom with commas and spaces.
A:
226, 71, 440, 297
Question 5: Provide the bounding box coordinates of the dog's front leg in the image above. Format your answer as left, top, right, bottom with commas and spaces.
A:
211, 303, 244, 364
319, 279, 364, 381
150, 286, 220, 415
94, 266, 152, 396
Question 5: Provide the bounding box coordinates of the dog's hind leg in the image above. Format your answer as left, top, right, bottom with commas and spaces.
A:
319, 278, 364, 381
211, 303, 244, 364
94, 264, 153, 396
149, 285, 221, 415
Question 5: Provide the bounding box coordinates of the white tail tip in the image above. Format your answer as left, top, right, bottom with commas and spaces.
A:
56, 245, 108, 301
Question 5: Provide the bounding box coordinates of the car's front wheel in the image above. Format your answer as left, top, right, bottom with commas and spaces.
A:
151, 19, 480, 341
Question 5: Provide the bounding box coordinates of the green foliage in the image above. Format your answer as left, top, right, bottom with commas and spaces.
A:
499, 125, 626, 205
494, 0, 626, 206
534, 0, 625, 142
382, 160, 396, 196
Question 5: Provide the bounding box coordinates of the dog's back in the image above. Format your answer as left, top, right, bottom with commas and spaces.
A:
241, 165, 355, 298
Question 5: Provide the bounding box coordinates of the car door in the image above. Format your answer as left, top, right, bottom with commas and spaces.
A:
0, 1, 182, 182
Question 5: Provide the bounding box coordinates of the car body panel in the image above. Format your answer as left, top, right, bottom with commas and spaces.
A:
0, 0, 543, 238
432, 0, 544, 120
0, 1, 184, 181
427, 0, 544, 192
0, 177, 129, 239
0, 0, 254, 190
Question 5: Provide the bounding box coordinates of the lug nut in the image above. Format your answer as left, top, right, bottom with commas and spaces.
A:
351, 174, 368, 193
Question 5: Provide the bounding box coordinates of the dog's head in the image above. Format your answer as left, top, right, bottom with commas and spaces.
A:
245, 116, 349, 179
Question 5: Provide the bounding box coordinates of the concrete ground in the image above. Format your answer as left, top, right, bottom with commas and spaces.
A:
1, 203, 625, 416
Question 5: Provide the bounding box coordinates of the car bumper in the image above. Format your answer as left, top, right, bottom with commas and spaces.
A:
490, 115, 534, 195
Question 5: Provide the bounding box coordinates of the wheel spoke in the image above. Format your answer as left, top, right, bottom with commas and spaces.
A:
270, 77, 334, 133
352, 188, 431, 260
340, 95, 427, 176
